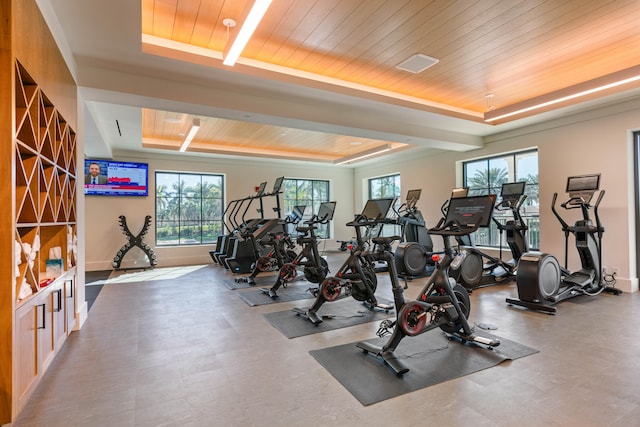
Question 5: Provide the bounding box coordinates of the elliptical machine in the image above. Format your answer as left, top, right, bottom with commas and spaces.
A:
356, 194, 501, 376
454, 182, 528, 290
293, 198, 397, 325
261, 202, 336, 298
393, 189, 437, 279
506, 173, 621, 314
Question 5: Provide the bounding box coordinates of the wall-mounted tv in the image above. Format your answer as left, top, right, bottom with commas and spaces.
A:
84, 159, 149, 196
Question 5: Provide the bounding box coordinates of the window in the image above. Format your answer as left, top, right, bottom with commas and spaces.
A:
155, 172, 225, 246
283, 178, 331, 238
462, 150, 539, 249
369, 174, 400, 199
368, 174, 401, 236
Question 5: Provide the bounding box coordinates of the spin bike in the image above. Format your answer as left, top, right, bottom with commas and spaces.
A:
507, 174, 621, 314
294, 198, 397, 325
261, 202, 336, 298
454, 182, 528, 290
234, 206, 305, 286
357, 195, 501, 376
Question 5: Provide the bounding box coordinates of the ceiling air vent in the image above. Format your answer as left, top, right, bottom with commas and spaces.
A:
395, 54, 439, 73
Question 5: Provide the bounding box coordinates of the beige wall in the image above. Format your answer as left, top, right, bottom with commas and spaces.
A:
355, 98, 640, 292
84, 153, 354, 271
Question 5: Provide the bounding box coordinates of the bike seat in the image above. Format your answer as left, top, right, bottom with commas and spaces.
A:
296, 225, 316, 233
371, 236, 401, 246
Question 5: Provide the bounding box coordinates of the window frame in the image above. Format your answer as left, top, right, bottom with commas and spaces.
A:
282, 178, 331, 238
461, 150, 539, 250
367, 173, 401, 237
155, 171, 225, 246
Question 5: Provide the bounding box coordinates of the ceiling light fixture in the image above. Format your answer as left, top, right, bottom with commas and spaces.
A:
223, 0, 272, 66
179, 118, 200, 152
334, 144, 392, 165
485, 65, 640, 123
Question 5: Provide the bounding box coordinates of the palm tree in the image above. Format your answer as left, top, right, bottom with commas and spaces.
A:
467, 167, 509, 195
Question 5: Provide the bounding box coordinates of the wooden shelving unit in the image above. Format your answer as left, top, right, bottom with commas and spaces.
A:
1, 1, 80, 423
14, 61, 77, 303
11, 60, 78, 416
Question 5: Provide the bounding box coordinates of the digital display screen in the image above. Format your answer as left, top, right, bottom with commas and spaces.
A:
84, 159, 148, 197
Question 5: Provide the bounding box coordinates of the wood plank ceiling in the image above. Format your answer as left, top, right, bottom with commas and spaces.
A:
140, 0, 640, 162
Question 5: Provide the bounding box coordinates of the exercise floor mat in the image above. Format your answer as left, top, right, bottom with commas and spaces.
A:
309, 331, 538, 406
263, 298, 394, 339
222, 274, 308, 290
236, 283, 318, 306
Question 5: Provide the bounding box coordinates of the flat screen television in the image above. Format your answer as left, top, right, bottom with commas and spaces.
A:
84, 159, 149, 196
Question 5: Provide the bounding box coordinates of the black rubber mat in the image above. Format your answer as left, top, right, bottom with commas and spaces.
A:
236, 283, 318, 306
263, 297, 394, 338
309, 331, 538, 406
222, 274, 306, 290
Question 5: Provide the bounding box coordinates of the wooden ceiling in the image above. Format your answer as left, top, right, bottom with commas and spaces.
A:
141, 108, 407, 162
140, 0, 640, 162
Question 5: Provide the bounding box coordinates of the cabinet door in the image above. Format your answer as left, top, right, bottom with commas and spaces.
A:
15, 302, 38, 409
51, 284, 66, 351
37, 291, 55, 373
64, 277, 76, 333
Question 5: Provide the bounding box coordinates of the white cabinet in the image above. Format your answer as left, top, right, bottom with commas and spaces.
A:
14, 269, 76, 414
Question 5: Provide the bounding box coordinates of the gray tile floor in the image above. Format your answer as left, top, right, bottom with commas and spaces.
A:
12, 255, 640, 427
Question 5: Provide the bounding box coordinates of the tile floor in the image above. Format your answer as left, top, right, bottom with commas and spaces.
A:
11, 254, 640, 427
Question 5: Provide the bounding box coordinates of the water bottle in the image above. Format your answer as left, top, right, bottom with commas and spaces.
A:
450, 250, 466, 270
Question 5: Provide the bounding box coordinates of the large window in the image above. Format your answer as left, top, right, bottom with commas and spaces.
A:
462, 150, 539, 249
369, 174, 400, 199
283, 178, 331, 238
155, 172, 225, 246
368, 174, 401, 236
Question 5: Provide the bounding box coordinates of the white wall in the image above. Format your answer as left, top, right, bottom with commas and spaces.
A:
85, 98, 640, 292
354, 98, 640, 292
84, 153, 354, 271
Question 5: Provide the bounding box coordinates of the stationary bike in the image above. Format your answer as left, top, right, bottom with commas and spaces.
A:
234, 206, 305, 286
357, 194, 501, 376
261, 202, 336, 298
454, 182, 528, 290
506, 173, 621, 314
294, 198, 397, 325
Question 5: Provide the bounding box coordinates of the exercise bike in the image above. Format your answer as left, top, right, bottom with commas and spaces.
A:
234, 206, 305, 286
261, 201, 336, 298
357, 194, 501, 376
293, 198, 397, 325
453, 182, 528, 290
506, 173, 621, 314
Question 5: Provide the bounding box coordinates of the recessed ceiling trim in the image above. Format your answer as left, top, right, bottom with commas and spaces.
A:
334, 144, 392, 165
141, 35, 482, 120
485, 64, 640, 123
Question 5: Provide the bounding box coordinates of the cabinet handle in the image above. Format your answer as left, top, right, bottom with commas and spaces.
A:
66, 280, 74, 298
55, 289, 63, 312
37, 303, 46, 329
